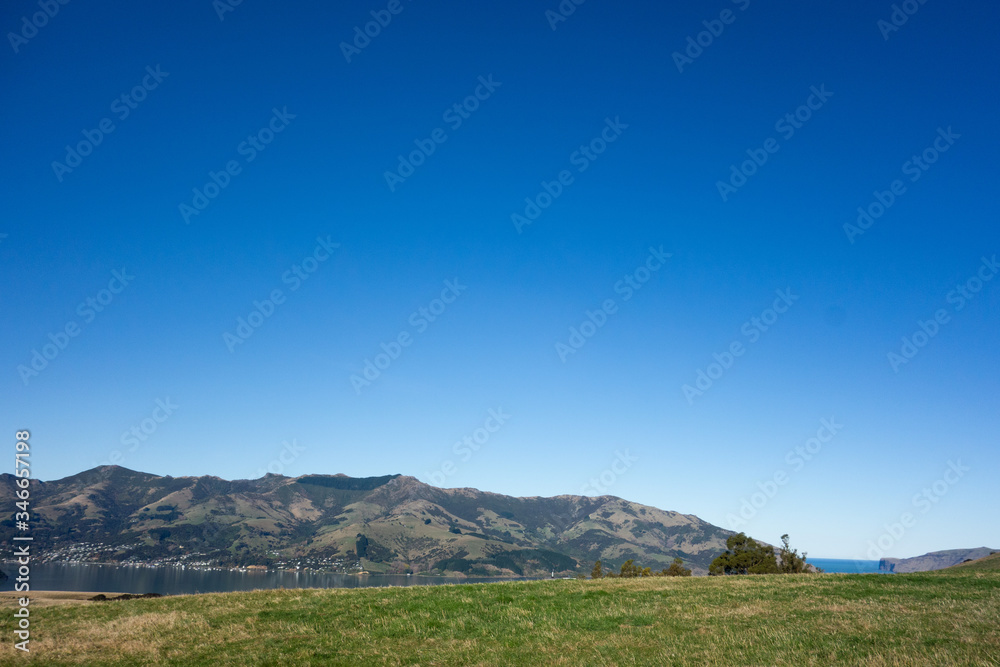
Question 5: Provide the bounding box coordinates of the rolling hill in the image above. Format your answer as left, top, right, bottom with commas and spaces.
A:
939, 551, 1000, 572
879, 547, 998, 573
0, 466, 736, 576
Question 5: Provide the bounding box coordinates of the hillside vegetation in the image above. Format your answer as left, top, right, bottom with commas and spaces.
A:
1, 570, 997, 665
0, 466, 733, 576
881, 547, 998, 572
940, 551, 1000, 572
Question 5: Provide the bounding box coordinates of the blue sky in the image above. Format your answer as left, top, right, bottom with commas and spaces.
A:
2, 0, 998, 559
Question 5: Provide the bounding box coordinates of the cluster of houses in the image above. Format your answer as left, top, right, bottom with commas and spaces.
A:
35, 542, 366, 574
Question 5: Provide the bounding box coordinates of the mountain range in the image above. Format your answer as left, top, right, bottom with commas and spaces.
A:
1, 466, 737, 576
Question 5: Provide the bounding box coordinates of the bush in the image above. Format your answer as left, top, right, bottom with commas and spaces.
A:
590, 559, 677, 578
661, 557, 692, 577
618, 560, 649, 578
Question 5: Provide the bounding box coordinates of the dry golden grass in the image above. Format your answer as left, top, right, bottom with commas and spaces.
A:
0, 592, 110, 608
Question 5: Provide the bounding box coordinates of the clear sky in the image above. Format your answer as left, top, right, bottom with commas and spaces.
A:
3, 0, 998, 559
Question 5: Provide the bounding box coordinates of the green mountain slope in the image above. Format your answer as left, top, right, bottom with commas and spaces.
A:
939, 551, 1000, 572
0, 466, 735, 576
881, 547, 999, 573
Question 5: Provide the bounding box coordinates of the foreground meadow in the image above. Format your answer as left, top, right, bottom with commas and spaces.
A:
1, 571, 998, 666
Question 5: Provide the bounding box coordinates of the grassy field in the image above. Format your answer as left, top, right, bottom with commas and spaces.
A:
939, 552, 1000, 573
1, 570, 998, 666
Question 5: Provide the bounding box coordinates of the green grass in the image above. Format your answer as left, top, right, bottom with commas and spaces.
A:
939, 552, 1000, 573
3, 571, 999, 666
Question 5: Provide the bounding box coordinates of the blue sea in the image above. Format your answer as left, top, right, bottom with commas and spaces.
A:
809, 558, 887, 574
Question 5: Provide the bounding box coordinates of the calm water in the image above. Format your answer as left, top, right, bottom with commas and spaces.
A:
810, 558, 886, 573
1, 559, 887, 595
1, 563, 541, 596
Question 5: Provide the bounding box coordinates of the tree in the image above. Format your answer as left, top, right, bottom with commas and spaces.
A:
355, 534, 369, 559
709, 533, 778, 575
591, 560, 604, 579
616, 559, 654, 578
662, 557, 692, 577
619, 559, 643, 578
777, 534, 810, 574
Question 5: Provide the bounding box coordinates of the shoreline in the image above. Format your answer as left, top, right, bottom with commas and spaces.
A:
1, 559, 557, 579
0, 591, 116, 607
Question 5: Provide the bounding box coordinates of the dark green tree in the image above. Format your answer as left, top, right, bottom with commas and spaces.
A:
355, 534, 369, 559
591, 560, 604, 579
709, 533, 779, 575
777, 534, 810, 573
662, 557, 692, 577
619, 559, 639, 578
